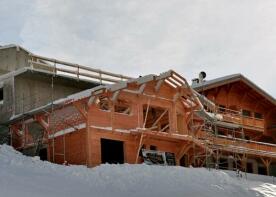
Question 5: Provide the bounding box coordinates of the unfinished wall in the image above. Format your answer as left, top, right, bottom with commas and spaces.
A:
0, 47, 29, 75
14, 72, 97, 115
88, 128, 180, 167
0, 77, 14, 122
48, 128, 87, 165
84, 80, 190, 167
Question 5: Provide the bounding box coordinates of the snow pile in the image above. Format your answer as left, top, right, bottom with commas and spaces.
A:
253, 183, 276, 197
0, 144, 275, 197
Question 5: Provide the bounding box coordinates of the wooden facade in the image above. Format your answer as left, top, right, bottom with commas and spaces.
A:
193, 75, 276, 175
8, 71, 276, 176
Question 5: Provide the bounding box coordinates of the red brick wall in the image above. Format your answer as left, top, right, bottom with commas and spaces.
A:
48, 128, 86, 165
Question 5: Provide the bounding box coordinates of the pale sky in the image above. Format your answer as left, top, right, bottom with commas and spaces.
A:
0, 0, 275, 97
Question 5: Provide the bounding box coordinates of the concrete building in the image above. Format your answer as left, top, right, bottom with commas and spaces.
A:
0, 45, 129, 124
0, 44, 130, 153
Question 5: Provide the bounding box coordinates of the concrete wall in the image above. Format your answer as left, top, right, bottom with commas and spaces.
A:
0, 46, 29, 122
0, 71, 98, 123
0, 47, 29, 75
0, 46, 101, 123
0, 77, 14, 122
14, 72, 96, 115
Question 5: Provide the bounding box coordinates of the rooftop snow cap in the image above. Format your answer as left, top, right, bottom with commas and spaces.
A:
192, 71, 207, 85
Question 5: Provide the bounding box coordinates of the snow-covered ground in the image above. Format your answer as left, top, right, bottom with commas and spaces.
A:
0, 145, 275, 197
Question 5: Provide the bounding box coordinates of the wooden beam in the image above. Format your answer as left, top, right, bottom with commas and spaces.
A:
260, 157, 271, 176
152, 109, 168, 128
35, 115, 49, 130
176, 143, 192, 160
143, 100, 151, 128
241, 154, 247, 172
138, 83, 147, 94
173, 92, 180, 102
155, 80, 164, 92
73, 102, 88, 119
200, 157, 206, 167
135, 132, 145, 164
166, 78, 179, 87
111, 90, 120, 102
88, 96, 96, 106
160, 124, 169, 132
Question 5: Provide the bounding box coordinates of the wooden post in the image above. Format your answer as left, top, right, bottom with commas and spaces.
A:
135, 132, 144, 164
10, 127, 13, 147
261, 157, 271, 176
242, 154, 247, 173
63, 129, 66, 163
52, 136, 55, 163
143, 100, 150, 128
86, 104, 91, 167
171, 102, 177, 133
176, 143, 192, 166
110, 100, 114, 130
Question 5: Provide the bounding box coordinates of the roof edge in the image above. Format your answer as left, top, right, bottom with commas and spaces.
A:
192, 73, 275, 105
0, 44, 32, 54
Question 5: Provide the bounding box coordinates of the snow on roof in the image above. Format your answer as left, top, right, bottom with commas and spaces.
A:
191, 74, 241, 89
54, 70, 180, 104
0, 44, 32, 54
5, 70, 183, 124
192, 73, 276, 105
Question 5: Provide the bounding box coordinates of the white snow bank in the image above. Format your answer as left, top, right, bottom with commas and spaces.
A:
0, 144, 275, 197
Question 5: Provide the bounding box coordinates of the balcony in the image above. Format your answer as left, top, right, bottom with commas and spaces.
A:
198, 132, 276, 158
217, 107, 265, 131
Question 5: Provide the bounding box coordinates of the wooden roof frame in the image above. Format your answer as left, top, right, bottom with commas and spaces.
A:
192, 74, 276, 106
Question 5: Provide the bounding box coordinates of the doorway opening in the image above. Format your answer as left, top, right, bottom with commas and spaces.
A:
39, 148, 48, 161
101, 138, 124, 164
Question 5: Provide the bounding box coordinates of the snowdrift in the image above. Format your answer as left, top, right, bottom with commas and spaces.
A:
0, 144, 275, 197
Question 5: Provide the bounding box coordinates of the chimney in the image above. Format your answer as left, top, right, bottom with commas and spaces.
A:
192, 78, 200, 86
192, 71, 207, 85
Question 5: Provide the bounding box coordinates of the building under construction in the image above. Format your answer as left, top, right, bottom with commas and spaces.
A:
0, 44, 275, 176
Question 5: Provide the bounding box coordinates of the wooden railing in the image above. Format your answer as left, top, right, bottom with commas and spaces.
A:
198, 131, 276, 157
197, 131, 276, 158
242, 116, 264, 129
217, 107, 265, 130
213, 136, 276, 153
28, 54, 132, 84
